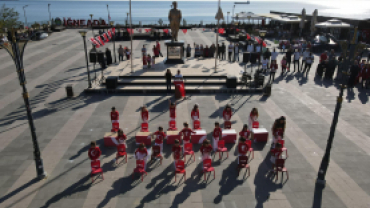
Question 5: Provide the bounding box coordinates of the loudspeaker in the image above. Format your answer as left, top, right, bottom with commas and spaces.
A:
264, 84, 271, 96
250, 52, 258, 64
97, 51, 105, 63
66, 85, 74, 97
243, 52, 250, 63
226, 76, 237, 88
254, 74, 264, 88
106, 76, 118, 89
89, 52, 97, 63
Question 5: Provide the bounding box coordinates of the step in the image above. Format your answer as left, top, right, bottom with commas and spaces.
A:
115, 79, 227, 86
118, 75, 228, 80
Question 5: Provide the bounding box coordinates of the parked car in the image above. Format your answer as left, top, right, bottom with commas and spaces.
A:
31, 32, 48, 41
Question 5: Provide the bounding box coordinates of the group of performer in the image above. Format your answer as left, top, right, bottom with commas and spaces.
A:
88, 101, 288, 172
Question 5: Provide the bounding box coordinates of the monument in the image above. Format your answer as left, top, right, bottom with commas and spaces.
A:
164, 1, 185, 64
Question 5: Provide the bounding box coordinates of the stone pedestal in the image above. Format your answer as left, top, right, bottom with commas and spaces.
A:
164, 40, 185, 64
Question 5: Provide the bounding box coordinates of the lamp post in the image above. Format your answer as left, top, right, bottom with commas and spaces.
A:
227, 12, 230, 25
258, 30, 266, 70
107, 4, 110, 23
0, 29, 46, 179
232, 5, 235, 37
23, 5, 28, 27
48, 4, 51, 24
316, 28, 357, 185
89, 14, 94, 35
79, 30, 92, 88
129, 0, 134, 73
110, 21, 117, 63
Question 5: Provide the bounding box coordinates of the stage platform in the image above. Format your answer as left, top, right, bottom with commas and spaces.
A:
84, 56, 265, 94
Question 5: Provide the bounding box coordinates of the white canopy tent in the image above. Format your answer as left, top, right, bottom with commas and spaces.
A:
315, 19, 352, 28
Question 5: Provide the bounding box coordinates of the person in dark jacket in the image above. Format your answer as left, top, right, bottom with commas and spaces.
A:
106, 48, 112, 66
347, 60, 360, 88
217, 44, 221, 59
165, 69, 172, 94
221, 43, 226, 60
325, 57, 337, 80
285, 49, 292, 70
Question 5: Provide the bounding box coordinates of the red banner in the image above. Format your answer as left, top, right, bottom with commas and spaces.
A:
103, 33, 109, 42
107, 30, 112, 39
89, 37, 100, 48
218, 28, 225, 34
111, 27, 116, 35
96, 36, 105, 46
182, 29, 187, 34
246, 33, 251, 40
127, 28, 134, 34
144, 28, 151, 33
163, 29, 169, 34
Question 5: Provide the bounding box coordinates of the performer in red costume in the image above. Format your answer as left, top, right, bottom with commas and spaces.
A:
88, 141, 102, 161
110, 107, 119, 123
141, 105, 149, 123
222, 104, 232, 121
212, 122, 223, 151
168, 99, 177, 120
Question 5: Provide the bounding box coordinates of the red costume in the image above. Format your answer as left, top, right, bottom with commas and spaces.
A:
135, 148, 148, 156
191, 110, 200, 120
179, 128, 195, 142
200, 145, 213, 155
116, 134, 127, 143
270, 63, 278, 72
213, 127, 222, 138
172, 146, 181, 159
320, 53, 327, 63
170, 107, 176, 118
88, 147, 102, 160
238, 142, 249, 155
110, 111, 119, 121
223, 110, 232, 121
239, 130, 250, 139
154, 131, 166, 144
141, 111, 149, 121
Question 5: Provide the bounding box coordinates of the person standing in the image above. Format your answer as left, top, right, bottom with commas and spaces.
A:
126, 49, 131, 60
263, 48, 271, 69
147, 54, 152, 69
141, 45, 147, 58
88, 141, 102, 161
165, 69, 172, 94
293, 49, 300, 72
186, 44, 191, 58
153, 45, 159, 57
228, 42, 234, 62
269, 60, 278, 83
347, 60, 360, 89
106, 48, 112, 66
261, 56, 268, 73
286, 48, 292, 70
217, 44, 221, 59
336, 53, 344, 80
156, 41, 163, 57
221, 42, 226, 60
301, 49, 310, 71
118, 45, 124, 62
234, 43, 240, 62
303, 52, 314, 76
271, 48, 278, 67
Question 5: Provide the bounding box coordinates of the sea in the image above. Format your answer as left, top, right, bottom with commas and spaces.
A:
1, 0, 370, 26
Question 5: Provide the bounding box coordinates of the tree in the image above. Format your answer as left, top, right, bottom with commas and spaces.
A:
0, 4, 20, 29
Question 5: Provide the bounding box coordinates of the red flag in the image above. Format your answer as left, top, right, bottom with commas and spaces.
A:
246, 33, 251, 40
144, 28, 151, 33
163, 29, 169, 34
218, 28, 225, 34
96, 36, 105, 46
236, 29, 240, 32
89, 37, 100, 48
262, 41, 267, 47
103, 33, 109, 42
111, 27, 116, 35
107, 30, 112, 39
182, 29, 187, 34
127, 28, 134, 34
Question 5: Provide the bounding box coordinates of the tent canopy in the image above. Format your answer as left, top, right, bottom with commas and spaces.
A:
272, 15, 305, 24
233, 12, 263, 20
315, 19, 352, 28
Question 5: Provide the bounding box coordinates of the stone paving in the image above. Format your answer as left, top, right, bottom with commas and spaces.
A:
0, 29, 370, 208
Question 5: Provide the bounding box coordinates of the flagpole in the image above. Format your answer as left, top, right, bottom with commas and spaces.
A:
215, 0, 221, 73
107, 4, 110, 23
129, 0, 133, 73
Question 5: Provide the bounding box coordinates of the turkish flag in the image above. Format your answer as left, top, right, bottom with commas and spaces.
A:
182, 29, 187, 34
144, 28, 151, 33
111, 27, 116, 35
218, 28, 225, 34
163, 29, 169, 34
89, 37, 100, 48
107, 31, 112, 39
127, 28, 134, 34
262, 41, 267, 47
103, 33, 109, 42
246, 33, 251, 40
96, 36, 105, 46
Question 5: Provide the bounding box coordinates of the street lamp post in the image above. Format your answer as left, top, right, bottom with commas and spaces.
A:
232, 5, 235, 38
0, 30, 47, 179
79, 30, 92, 88
89, 14, 94, 35
48, 4, 51, 23
316, 27, 358, 185
227, 12, 230, 25
110, 21, 117, 63
23, 5, 28, 27
129, 0, 134, 73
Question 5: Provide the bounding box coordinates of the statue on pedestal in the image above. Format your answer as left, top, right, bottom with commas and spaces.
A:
168, 1, 182, 42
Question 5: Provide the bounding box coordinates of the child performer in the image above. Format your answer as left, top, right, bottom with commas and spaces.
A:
222, 104, 232, 121
200, 139, 213, 161
179, 122, 196, 151
110, 107, 119, 123
141, 105, 149, 123
248, 108, 259, 130
172, 139, 182, 168
135, 143, 149, 170
239, 124, 251, 140
168, 99, 177, 121
88, 141, 102, 161
212, 122, 223, 151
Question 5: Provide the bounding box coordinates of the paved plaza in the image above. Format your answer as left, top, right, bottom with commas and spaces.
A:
0, 29, 370, 208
